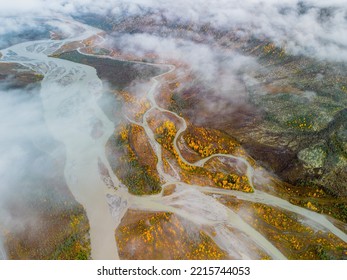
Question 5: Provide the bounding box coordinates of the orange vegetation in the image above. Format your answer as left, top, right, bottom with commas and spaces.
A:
118, 90, 151, 121
184, 126, 239, 158
116, 210, 227, 260
154, 119, 252, 192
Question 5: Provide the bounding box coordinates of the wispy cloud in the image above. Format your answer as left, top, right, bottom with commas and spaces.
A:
2, 1, 347, 61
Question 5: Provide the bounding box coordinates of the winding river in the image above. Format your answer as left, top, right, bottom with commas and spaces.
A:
1, 18, 346, 260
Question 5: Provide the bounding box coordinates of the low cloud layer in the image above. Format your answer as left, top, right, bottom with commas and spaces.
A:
0, 82, 46, 255
114, 33, 257, 89
2, 0, 347, 61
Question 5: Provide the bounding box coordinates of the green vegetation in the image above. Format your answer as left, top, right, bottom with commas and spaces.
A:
50, 214, 90, 260
122, 159, 161, 195
113, 125, 161, 195
286, 114, 314, 130
34, 74, 44, 81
